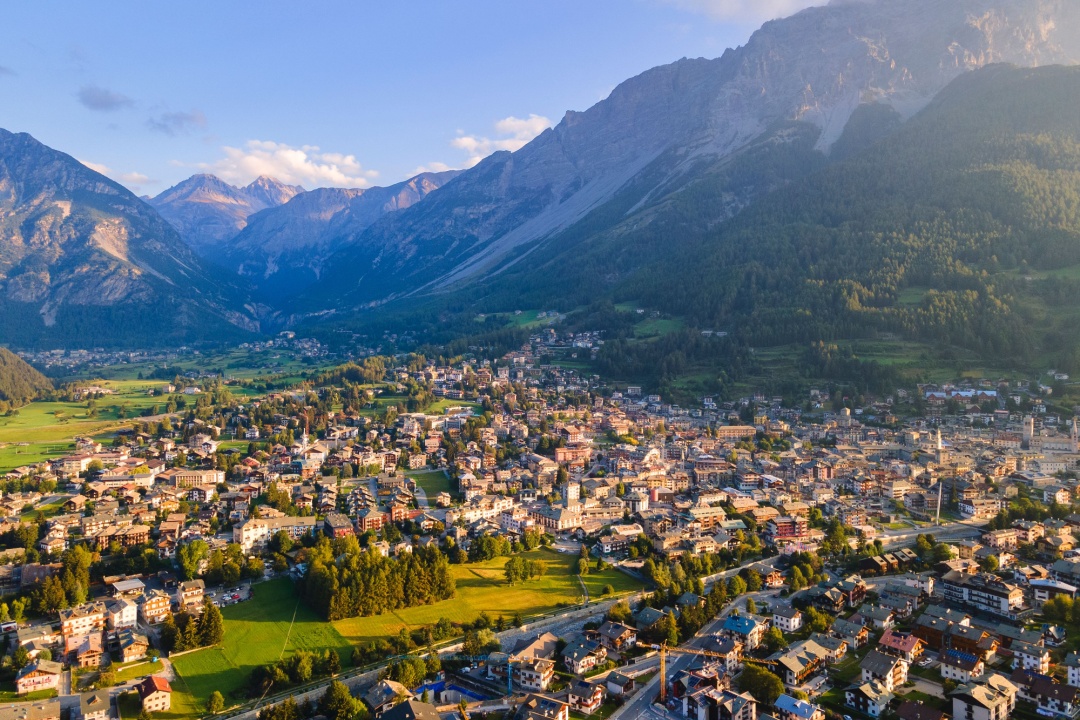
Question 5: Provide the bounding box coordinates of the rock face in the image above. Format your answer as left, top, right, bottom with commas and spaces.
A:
149, 174, 303, 257
221, 170, 461, 297
0, 129, 254, 346
305, 0, 1080, 311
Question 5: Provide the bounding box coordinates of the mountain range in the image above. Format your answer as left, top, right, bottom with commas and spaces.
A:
149, 174, 304, 257
4, 0, 1080, 373
0, 129, 257, 347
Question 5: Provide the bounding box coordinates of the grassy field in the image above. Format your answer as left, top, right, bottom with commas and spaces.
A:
170, 578, 352, 717
112, 659, 164, 684
0, 684, 57, 702
333, 548, 641, 646
118, 690, 141, 720
633, 317, 685, 339
0, 378, 176, 472
169, 552, 637, 714
407, 469, 454, 498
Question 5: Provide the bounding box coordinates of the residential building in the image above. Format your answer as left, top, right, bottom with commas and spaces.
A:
846, 681, 893, 717
138, 589, 171, 625
568, 681, 604, 715
774, 694, 823, 720
951, 680, 1014, 720
860, 649, 908, 692
77, 691, 110, 720
136, 676, 172, 713
15, 660, 62, 695
939, 650, 985, 684
773, 606, 803, 633
940, 571, 1025, 618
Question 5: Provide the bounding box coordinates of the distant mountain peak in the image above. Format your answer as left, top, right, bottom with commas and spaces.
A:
149, 173, 305, 255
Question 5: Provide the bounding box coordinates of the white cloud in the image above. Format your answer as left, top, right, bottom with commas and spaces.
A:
412, 161, 455, 175
658, 0, 822, 23
196, 140, 378, 188
79, 160, 153, 192
192, 140, 378, 188
451, 114, 552, 167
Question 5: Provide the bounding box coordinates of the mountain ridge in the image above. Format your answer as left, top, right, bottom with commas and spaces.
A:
300, 0, 1080, 315
220, 170, 462, 300
149, 173, 304, 257
0, 128, 257, 347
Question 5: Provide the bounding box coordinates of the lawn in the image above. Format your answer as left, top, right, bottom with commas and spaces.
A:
333, 548, 641, 646
170, 577, 352, 717
0, 683, 57, 702
117, 690, 141, 720
894, 688, 948, 711
112, 659, 164, 683
407, 469, 454, 498
158, 552, 638, 716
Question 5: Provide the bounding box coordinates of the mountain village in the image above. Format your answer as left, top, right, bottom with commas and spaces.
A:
0, 329, 1077, 720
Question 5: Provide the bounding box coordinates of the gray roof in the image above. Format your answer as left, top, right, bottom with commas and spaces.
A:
860, 649, 903, 675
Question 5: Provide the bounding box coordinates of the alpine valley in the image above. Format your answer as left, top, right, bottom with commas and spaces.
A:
6, 0, 1080, 387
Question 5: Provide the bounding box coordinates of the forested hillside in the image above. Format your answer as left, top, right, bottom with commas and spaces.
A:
312, 65, 1080, 394
629, 64, 1080, 370
0, 348, 51, 410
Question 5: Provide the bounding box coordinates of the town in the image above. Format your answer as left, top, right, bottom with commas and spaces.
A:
0, 331, 1079, 720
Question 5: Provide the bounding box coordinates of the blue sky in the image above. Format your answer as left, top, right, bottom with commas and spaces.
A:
0, 0, 820, 194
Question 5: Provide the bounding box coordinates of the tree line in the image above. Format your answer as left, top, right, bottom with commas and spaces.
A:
300, 537, 455, 621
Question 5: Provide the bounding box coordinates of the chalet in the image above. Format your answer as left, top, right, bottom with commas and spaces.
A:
595, 621, 637, 652
860, 649, 908, 692
562, 638, 607, 675
136, 676, 172, 713
138, 589, 171, 625
846, 681, 893, 718
939, 650, 984, 684
568, 681, 604, 715
877, 630, 925, 664
15, 659, 62, 695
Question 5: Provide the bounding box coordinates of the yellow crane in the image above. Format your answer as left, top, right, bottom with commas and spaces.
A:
637, 642, 733, 703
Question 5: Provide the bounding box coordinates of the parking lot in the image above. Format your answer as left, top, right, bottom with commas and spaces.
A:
207, 581, 255, 607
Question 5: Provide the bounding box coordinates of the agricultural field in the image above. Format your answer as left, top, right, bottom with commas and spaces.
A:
0, 379, 173, 472
64, 348, 330, 384
170, 578, 352, 716
333, 548, 641, 647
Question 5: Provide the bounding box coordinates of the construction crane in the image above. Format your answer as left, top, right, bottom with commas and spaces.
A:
637, 642, 733, 703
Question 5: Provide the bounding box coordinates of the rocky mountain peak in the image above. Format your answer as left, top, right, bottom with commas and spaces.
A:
149, 173, 306, 256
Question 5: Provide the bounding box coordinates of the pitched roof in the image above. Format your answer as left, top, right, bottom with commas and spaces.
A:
896, 700, 947, 720
381, 700, 441, 720
137, 675, 171, 697
774, 694, 822, 720
860, 649, 903, 675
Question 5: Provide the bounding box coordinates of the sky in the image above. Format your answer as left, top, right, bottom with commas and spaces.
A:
0, 0, 822, 195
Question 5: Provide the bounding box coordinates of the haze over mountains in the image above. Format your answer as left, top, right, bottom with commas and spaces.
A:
148, 169, 461, 300
149, 174, 304, 257
4, 0, 1080, 363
